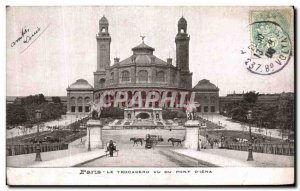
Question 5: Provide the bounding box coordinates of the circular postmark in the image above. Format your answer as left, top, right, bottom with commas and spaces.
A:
243, 21, 292, 75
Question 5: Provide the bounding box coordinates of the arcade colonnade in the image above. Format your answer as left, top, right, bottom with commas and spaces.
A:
124, 108, 163, 121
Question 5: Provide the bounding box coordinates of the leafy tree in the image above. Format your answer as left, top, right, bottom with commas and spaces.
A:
223, 92, 294, 133
176, 110, 187, 118
6, 94, 66, 127
231, 105, 247, 122
252, 104, 277, 128
243, 91, 259, 105
275, 97, 294, 138
243, 91, 259, 124
20, 94, 46, 105
6, 104, 27, 125
52, 96, 61, 103
162, 109, 178, 119
100, 107, 124, 119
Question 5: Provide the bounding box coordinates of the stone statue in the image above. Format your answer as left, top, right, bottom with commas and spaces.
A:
88, 101, 102, 120
186, 102, 197, 120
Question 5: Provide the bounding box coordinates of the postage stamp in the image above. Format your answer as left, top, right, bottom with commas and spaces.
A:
243, 9, 293, 75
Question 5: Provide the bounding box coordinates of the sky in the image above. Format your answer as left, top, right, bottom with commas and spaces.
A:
6, 6, 294, 96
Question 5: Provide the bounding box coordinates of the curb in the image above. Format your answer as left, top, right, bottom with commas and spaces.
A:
72, 154, 107, 167
169, 150, 220, 167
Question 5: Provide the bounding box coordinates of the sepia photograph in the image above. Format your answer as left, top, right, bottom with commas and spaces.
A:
5, 6, 295, 186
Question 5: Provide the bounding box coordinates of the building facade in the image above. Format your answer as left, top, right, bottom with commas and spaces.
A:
93, 16, 192, 95
66, 79, 93, 116
193, 79, 220, 113
66, 16, 220, 116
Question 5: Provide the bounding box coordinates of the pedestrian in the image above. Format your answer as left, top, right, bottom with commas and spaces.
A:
199, 139, 202, 149
210, 139, 214, 149
108, 140, 116, 157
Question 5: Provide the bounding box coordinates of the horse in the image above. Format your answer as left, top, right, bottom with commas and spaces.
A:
130, 137, 144, 146
168, 137, 184, 146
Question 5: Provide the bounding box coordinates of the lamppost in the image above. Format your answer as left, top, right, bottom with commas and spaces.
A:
58, 125, 61, 143
88, 127, 91, 151
80, 123, 84, 143
11, 132, 14, 145
80, 123, 82, 142
197, 125, 200, 151
246, 110, 254, 161
35, 109, 42, 161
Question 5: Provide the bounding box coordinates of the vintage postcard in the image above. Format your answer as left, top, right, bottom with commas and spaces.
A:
6, 6, 295, 186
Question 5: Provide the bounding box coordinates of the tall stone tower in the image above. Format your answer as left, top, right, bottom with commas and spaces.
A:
175, 17, 192, 90
94, 16, 111, 90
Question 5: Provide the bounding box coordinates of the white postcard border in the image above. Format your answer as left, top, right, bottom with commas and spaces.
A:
7, 167, 294, 186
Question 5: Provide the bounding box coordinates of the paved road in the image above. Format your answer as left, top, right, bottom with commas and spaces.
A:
81, 144, 185, 167
81, 129, 187, 167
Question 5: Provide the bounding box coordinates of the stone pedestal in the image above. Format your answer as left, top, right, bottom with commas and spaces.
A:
184, 120, 200, 150
85, 119, 103, 149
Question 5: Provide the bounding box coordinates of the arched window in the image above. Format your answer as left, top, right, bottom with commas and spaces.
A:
121, 70, 130, 82
99, 78, 105, 88
77, 97, 83, 105
110, 72, 114, 83
84, 97, 91, 104
156, 71, 165, 82
101, 27, 106, 33
204, 96, 208, 103
180, 28, 185, 33
77, 97, 83, 112
210, 96, 216, 103
70, 97, 76, 105
84, 97, 91, 112
70, 97, 76, 112
138, 70, 148, 82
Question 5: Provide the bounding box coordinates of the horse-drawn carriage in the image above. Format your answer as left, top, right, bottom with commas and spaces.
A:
145, 138, 153, 149
145, 134, 163, 149
129, 134, 164, 149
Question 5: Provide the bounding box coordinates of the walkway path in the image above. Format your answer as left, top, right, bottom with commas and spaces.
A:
7, 146, 86, 167
172, 148, 294, 167
6, 136, 105, 167
200, 114, 283, 139
6, 115, 87, 139
81, 145, 183, 167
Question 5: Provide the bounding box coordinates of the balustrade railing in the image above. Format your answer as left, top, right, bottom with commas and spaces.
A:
6, 143, 69, 156
227, 142, 294, 156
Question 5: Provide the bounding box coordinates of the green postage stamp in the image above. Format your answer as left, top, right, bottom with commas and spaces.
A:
246, 8, 294, 75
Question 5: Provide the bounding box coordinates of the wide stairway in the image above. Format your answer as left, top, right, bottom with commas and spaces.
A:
131, 119, 155, 126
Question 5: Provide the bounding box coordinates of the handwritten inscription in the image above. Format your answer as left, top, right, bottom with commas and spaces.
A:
11, 26, 41, 47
